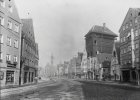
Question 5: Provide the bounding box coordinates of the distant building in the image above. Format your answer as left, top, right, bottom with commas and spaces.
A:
81, 49, 88, 78
119, 8, 140, 83
75, 52, 83, 78
68, 57, 77, 78
0, 0, 22, 87
85, 23, 117, 80
20, 19, 39, 85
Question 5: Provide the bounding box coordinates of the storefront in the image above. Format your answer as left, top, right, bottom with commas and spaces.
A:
22, 66, 37, 85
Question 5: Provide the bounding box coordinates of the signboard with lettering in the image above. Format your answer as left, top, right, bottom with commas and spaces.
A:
0, 71, 4, 80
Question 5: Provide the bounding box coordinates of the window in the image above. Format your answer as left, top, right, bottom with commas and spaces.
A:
14, 24, 19, 32
135, 43, 139, 49
126, 24, 128, 29
123, 26, 125, 31
134, 30, 138, 37
130, 20, 132, 26
6, 71, 14, 84
139, 12, 140, 16
7, 37, 11, 46
6, 54, 11, 61
124, 48, 126, 53
7, 21, 12, 29
135, 58, 139, 62
123, 37, 126, 42
128, 46, 131, 51
0, 16, 4, 26
0, 0, 5, 7
0, 34, 3, 43
0, 52, 3, 60
8, 5, 13, 13
121, 49, 123, 54
13, 56, 18, 62
94, 40, 97, 45
135, 18, 138, 23
14, 40, 18, 48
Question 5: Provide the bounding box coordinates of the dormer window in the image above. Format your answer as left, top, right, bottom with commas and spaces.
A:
0, 0, 5, 8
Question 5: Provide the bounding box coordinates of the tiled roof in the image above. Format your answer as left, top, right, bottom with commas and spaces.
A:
119, 8, 140, 32
85, 25, 118, 37
21, 19, 35, 42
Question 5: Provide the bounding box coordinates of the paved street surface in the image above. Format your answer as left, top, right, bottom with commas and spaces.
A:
1, 79, 140, 100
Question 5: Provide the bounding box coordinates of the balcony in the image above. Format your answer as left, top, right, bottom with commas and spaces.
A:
13, 62, 18, 66
6, 60, 11, 64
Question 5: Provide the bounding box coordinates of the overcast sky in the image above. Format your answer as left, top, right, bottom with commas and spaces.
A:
14, 0, 140, 67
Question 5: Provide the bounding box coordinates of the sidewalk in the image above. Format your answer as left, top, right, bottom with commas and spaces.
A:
74, 78, 140, 89
1, 78, 51, 98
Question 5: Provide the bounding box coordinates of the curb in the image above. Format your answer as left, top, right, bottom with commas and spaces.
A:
1, 80, 52, 98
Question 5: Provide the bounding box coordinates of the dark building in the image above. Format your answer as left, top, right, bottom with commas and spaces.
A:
85, 23, 118, 80
20, 19, 39, 85
119, 8, 140, 83
85, 23, 118, 58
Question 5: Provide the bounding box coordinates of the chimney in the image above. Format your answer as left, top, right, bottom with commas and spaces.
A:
103, 23, 106, 28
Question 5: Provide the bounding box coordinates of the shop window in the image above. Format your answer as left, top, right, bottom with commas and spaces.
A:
6, 71, 14, 84
24, 72, 28, 83
31, 72, 34, 82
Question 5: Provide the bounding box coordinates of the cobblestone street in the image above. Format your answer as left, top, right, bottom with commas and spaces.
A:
2, 79, 140, 100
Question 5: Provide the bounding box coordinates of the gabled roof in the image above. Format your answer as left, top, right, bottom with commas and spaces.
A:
85, 25, 118, 37
119, 8, 140, 33
1, 0, 21, 23
21, 19, 35, 42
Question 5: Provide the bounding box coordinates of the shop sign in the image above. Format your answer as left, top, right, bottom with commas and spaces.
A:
0, 71, 4, 80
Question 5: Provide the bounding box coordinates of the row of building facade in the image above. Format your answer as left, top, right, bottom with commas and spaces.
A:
57, 8, 140, 84
0, 0, 39, 88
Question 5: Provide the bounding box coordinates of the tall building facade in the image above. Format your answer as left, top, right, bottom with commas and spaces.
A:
85, 23, 118, 57
0, 0, 21, 87
119, 8, 140, 83
20, 19, 39, 85
85, 23, 117, 80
